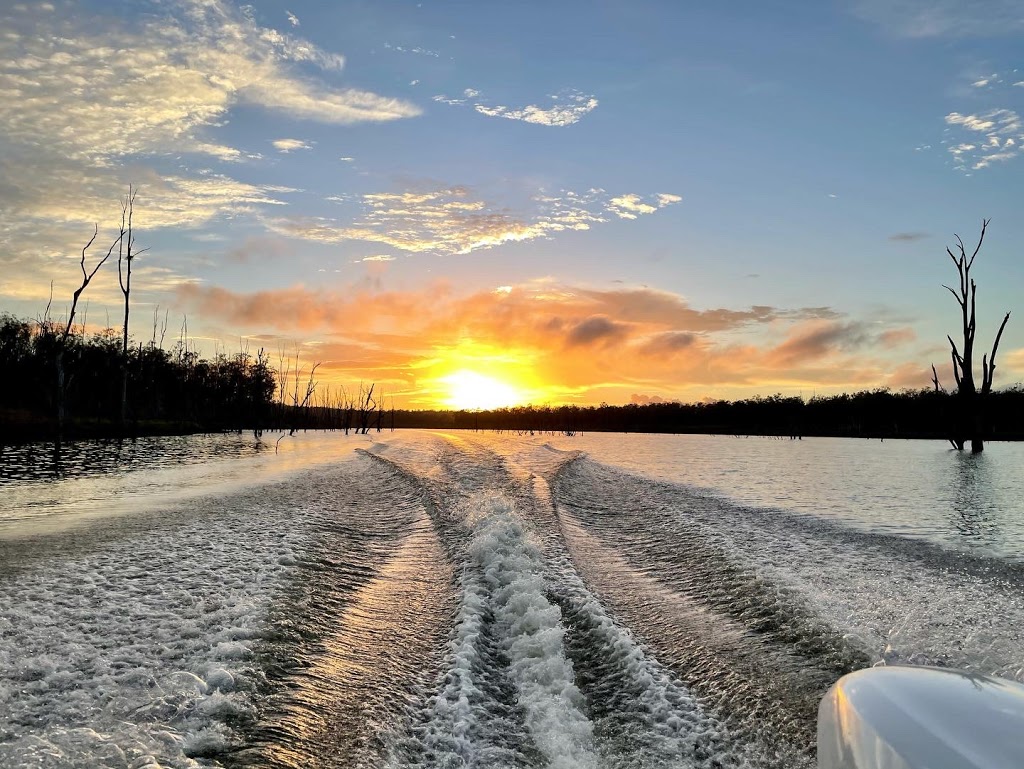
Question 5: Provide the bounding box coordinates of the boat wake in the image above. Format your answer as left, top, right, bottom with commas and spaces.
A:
2, 431, 1021, 768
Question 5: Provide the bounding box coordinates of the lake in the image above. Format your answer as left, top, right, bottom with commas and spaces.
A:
1, 431, 1021, 768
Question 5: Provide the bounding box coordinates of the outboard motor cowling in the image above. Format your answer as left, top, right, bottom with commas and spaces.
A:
818, 666, 1024, 769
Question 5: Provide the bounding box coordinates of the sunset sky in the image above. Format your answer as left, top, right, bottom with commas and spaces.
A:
2, 0, 1023, 408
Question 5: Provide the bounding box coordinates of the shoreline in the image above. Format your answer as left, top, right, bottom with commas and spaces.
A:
4, 415, 1024, 448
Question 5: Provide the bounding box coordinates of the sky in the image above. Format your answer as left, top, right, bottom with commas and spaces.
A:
1, 0, 1023, 409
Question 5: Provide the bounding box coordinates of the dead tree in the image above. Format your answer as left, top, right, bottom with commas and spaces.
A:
54, 225, 123, 432
287, 356, 320, 435
117, 187, 147, 427
358, 383, 376, 434
934, 219, 1011, 453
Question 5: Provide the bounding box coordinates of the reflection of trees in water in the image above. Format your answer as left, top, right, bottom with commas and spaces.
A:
948, 451, 1001, 544
1, 434, 272, 485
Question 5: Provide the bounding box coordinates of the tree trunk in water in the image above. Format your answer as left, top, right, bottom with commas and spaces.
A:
55, 349, 66, 434
120, 297, 130, 429
120, 365, 128, 428
971, 401, 986, 454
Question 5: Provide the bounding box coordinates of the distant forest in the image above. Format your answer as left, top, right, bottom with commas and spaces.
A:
393, 389, 1024, 440
5, 312, 1024, 444
1, 314, 276, 440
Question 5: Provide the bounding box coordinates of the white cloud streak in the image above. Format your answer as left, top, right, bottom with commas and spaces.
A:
272, 138, 312, 153
945, 108, 1024, 170
474, 91, 599, 127
269, 187, 680, 255
434, 87, 599, 127
0, 0, 419, 166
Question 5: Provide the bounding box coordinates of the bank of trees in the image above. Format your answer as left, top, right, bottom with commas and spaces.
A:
388, 387, 1024, 439
0, 313, 277, 439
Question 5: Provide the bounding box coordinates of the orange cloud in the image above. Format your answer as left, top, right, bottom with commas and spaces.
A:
176, 281, 926, 406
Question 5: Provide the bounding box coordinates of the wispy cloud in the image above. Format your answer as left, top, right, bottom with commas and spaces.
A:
384, 42, 441, 58
272, 138, 312, 153
889, 232, 929, 241
286, 10, 299, 27
607, 193, 680, 220
267, 186, 680, 255
852, 0, 1024, 37
0, 0, 423, 302
433, 87, 599, 127
945, 108, 1023, 170
0, 0, 419, 167
474, 90, 599, 127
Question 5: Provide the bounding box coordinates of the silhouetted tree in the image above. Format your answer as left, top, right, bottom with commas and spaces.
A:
53, 224, 124, 432
117, 187, 146, 427
935, 219, 1011, 453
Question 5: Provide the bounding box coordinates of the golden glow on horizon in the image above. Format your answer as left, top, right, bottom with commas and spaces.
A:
441, 369, 523, 410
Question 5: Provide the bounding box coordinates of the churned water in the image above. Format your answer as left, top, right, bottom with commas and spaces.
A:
1, 431, 1021, 768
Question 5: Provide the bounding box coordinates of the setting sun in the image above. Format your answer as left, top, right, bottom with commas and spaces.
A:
441, 370, 523, 410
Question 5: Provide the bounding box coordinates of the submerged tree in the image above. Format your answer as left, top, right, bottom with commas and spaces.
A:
936, 219, 1011, 453
118, 186, 146, 427
52, 224, 124, 432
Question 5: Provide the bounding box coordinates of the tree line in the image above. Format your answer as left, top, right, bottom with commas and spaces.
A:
0, 312, 276, 440
388, 387, 1024, 440
0, 313, 397, 442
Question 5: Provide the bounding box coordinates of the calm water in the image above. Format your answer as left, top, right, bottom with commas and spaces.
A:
536, 433, 1024, 561
1, 431, 1021, 769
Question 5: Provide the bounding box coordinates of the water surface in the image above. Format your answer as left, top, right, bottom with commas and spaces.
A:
1, 431, 1020, 768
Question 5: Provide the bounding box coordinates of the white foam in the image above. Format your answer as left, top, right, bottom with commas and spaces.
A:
468, 494, 598, 769
0, 484, 315, 767
406, 492, 598, 768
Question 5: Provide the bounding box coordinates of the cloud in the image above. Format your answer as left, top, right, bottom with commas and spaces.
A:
1004, 348, 1024, 380
357, 254, 396, 262
607, 194, 657, 219
0, 0, 419, 166
0, 0, 424, 303
473, 90, 599, 127
880, 328, 917, 348
886, 362, 933, 389
434, 87, 598, 126
565, 315, 630, 347
641, 331, 698, 355
945, 108, 1023, 170
175, 280, 920, 404
272, 138, 312, 153
0, 151, 296, 303
384, 42, 440, 58
286, 11, 299, 27
268, 186, 681, 255
851, 0, 1024, 37
889, 232, 929, 241
972, 74, 1002, 88
766, 320, 871, 366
